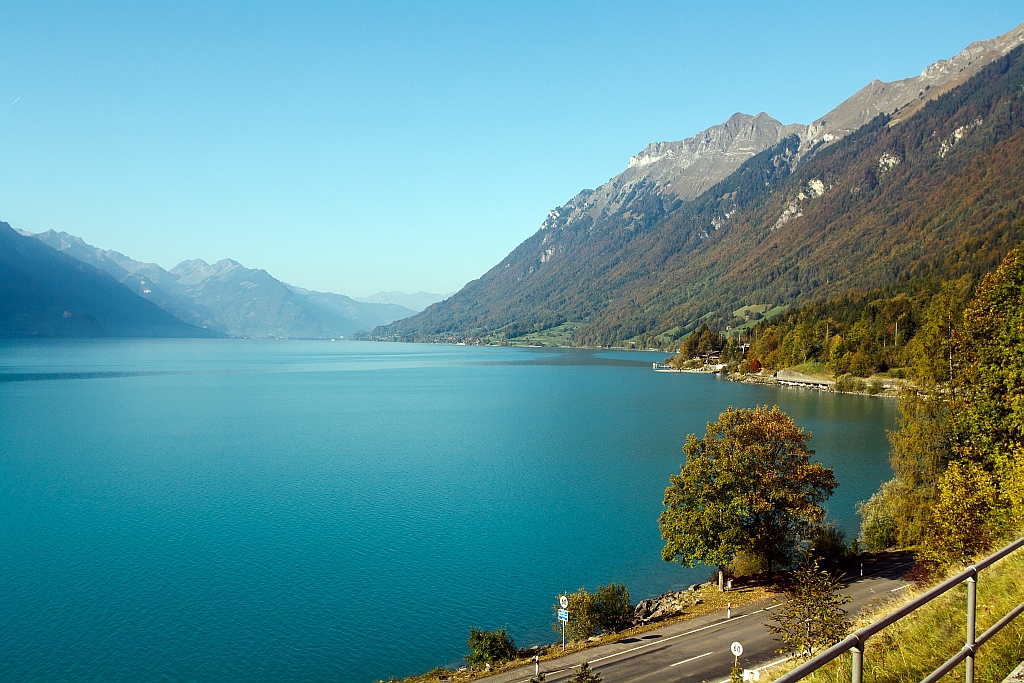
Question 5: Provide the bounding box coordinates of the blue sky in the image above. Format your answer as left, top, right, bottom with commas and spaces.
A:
1, 2, 1021, 297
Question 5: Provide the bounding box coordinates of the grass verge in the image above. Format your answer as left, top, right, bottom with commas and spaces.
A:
763, 550, 1024, 683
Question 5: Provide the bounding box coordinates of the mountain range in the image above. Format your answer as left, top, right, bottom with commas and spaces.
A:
6, 22, 1024, 343
8, 229, 417, 338
0, 222, 217, 338
370, 21, 1024, 346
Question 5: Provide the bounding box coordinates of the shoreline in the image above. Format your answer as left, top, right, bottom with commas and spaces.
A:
654, 363, 904, 398
725, 371, 902, 398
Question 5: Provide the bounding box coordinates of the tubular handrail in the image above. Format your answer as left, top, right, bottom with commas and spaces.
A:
773, 535, 1024, 683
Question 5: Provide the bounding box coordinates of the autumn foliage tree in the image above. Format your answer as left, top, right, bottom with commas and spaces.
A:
659, 406, 838, 576
952, 249, 1024, 525
919, 461, 999, 569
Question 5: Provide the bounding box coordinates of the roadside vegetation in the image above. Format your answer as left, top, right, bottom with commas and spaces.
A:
378, 581, 775, 683
765, 248, 1024, 680
764, 548, 1024, 683
857, 249, 1024, 565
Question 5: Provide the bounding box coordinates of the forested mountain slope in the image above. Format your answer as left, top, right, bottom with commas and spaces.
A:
602, 43, 1024, 346
375, 44, 1024, 347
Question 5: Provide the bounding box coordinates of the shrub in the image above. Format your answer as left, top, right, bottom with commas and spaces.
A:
768, 560, 852, 659
867, 378, 884, 395
805, 524, 847, 567
594, 583, 631, 632
466, 627, 518, 667
726, 550, 766, 578
555, 583, 632, 640
920, 461, 999, 569
858, 489, 898, 551
555, 589, 600, 641
834, 374, 866, 393
570, 661, 602, 683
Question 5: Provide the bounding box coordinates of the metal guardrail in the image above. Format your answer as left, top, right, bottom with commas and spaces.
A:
773, 535, 1024, 683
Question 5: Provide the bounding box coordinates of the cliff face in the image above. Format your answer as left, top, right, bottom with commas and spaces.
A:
618, 112, 805, 202
535, 113, 805, 248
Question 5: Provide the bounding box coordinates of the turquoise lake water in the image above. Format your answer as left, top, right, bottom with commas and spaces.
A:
0, 340, 898, 682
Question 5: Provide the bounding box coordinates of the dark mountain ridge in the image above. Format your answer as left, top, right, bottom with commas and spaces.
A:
0, 223, 217, 338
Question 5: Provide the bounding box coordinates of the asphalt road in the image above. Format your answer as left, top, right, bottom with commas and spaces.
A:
488, 556, 914, 683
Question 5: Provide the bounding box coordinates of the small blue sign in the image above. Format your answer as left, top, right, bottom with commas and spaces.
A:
558, 608, 569, 623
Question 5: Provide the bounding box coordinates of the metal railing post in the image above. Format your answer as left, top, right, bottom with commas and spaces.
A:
966, 574, 977, 683
851, 638, 864, 683
771, 536, 1024, 683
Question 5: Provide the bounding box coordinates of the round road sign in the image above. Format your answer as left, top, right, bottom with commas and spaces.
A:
559, 595, 569, 609
731, 642, 743, 657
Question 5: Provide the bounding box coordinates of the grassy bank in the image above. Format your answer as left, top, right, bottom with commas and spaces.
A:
764, 549, 1024, 683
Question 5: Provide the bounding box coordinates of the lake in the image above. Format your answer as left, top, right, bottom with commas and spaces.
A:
0, 340, 898, 682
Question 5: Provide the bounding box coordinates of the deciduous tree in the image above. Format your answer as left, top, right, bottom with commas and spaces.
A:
920, 461, 999, 569
659, 406, 838, 575
953, 249, 1024, 466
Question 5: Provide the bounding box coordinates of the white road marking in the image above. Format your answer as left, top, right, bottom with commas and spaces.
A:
890, 584, 911, 592
513, 604, 786, 681
513, 586, 908, 683
670, 651, 714, 667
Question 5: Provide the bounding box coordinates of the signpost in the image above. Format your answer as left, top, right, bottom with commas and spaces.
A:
731, 641, 744, 669
558, 596, 569, 650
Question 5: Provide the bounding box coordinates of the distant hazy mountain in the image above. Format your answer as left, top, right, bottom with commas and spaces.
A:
24, 229, 219, 328
0, 222, 217, 338
353, 290, 449, 312
24, 231, 416, 338
284, 285, 417, 335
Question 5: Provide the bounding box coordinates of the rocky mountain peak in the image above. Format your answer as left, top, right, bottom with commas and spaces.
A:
539, 112, 804, 236
618, 112, 804, 201
627, 112, 799, 171
801, 21, 1024, 150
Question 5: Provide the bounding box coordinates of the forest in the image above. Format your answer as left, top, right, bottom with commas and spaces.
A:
668, 275, 973, 382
